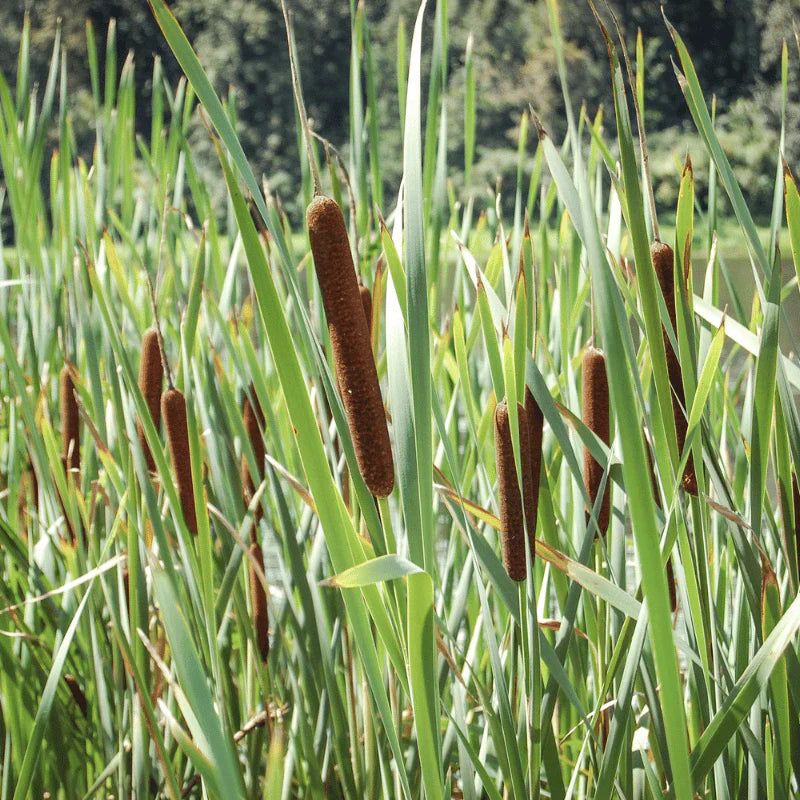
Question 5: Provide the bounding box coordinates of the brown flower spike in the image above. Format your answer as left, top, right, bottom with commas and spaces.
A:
651, 241, 698, 495
582, 347, 611, 536
307, 195, 394, 497
136, 327, 163, 474
162, 388, 198, 535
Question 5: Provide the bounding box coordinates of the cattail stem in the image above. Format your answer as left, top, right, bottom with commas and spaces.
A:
242, 385, 266, 539
582, 346, 611, 536
651, 241, 697, 495
249, 542, 270, 663
137, 327, 164, 474
307, 195, 394, 497
162, 388, 198, 535
495, 399, 537, 581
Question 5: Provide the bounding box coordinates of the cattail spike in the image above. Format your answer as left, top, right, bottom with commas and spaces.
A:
359, 284, 373, 337
582, 346, 611, 536
495, 399, 536, 581
524, 385, 544, 555
136, 327, 164, 474
249, 542, 270, 662
162, 388, 198, 535
60, 365, 80, 477
307, 195, 394, 497
242, 385, 266, 538
651, 241, 697, 495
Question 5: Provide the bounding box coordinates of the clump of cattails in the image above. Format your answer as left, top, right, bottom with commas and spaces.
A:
582, 346, 611, 536
136, 327, 163, 474
249, 541, 270, 662
495, 399, 537, 582
242, 385, 266, 534
60, 365, 80, 478
162, 387, 198, 535
651, 241, 697, 495
306, 195, 394, 498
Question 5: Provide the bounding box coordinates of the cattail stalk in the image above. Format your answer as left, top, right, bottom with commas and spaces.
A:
495, 399, 536, 581
249, 542, 270, 662
60, 365, 80, 477
307, 195, 394, 497
162, 388, 198, 535
645, 428, 677, 612
651, 241, 697, 495
582, 347, 611, 536
242, 385, 266, 538
136, 327, 164, 474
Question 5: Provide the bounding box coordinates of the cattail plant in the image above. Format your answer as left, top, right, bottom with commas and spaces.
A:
162, 387, 198, 535
495, 399, 536, 581
524, 385, 544, 543
651, 241, 697, 495
307, 195, 394, 497
242, 385, 266, 536
60, 365, 80, 477
63, 674, 88, 719
249, 541, 270, 663
359, 283, 373, 336
582, 346, 611, 535
136, 327, 163, 474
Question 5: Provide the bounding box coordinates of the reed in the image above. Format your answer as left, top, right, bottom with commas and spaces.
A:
651, 240, 697, 495
582, 346, 610, 535
306, 195, 394, 497
136, 327, 164, 474
495, 399, 536, 581
249, 541, 270, 663
162, 387, 198, 536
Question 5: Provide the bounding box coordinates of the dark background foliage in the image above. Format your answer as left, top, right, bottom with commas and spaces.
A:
1, 0, 798, 218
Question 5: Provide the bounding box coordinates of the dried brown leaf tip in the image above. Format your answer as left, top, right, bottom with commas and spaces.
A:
307, 195, 394, 497
495, 399, 536, 582
651, 241, 697, 495
249, 541, 270, 663
242, 385, 266, 536
582, 346, 611, 536
60, 365, 80, 477
136, 327, 163, 474
162, 388, 198, 536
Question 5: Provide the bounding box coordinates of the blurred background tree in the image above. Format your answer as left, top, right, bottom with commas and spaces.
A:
0, 0, 797, 220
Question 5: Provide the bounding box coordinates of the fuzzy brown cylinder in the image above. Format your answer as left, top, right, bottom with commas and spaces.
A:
359, 284, 373, 337
64, 673, 88, 719
242, 385, 266, 538
524, 385, 544, 555
582, 347, 611, 536
60, 365, 80, 477
249, 541, 270, 662
136, 327, 163, 474
307, 195, 394, 497
495, 399, 536, 581
651, 241, 697, 495
162, 388, 198, 535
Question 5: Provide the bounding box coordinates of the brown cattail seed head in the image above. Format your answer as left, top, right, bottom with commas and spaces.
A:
495, 399, 536, 581
249, 541, 270, 662
136, 327, 163, 474
524, 385, 544, 549
359, 284, 373, 337
242, 386, 266, 536
651, 241, 697, 495
582, 347, 611, 536
162, 388, 198, 535
666, 556, 677, 613
64, 674, 88, 719
307, 195, 394, 497
60, 365, 80, 476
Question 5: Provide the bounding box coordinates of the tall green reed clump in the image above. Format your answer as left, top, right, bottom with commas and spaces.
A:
0, 1, 799, 798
